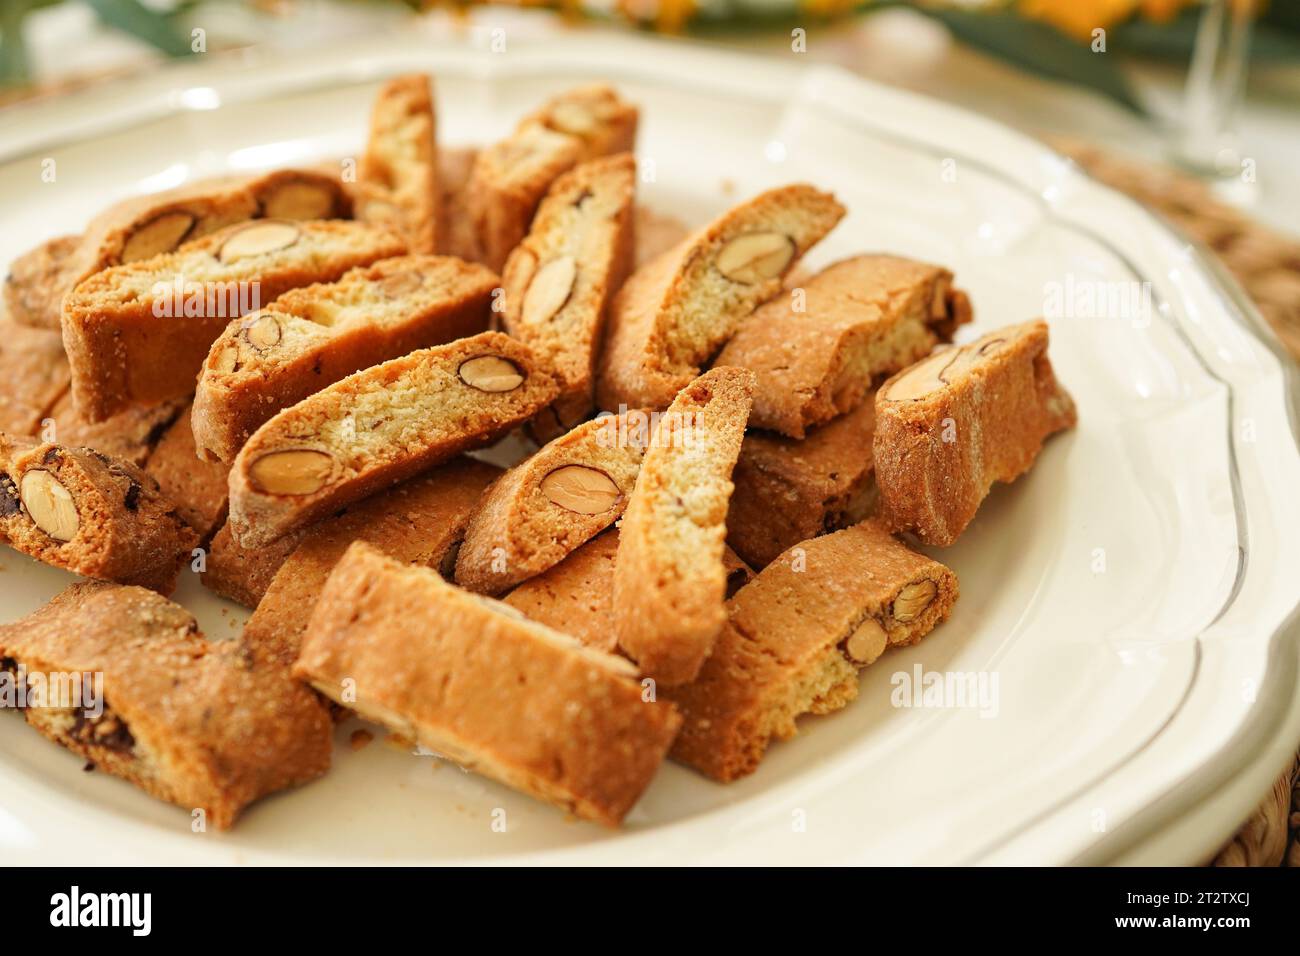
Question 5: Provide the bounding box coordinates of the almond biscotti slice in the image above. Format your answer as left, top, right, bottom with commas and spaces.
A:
612, 366, 755, 686
0, 581, 332, 829
667, 520, 957, 782
467, 121, 585, 272
501, 155, 636, 440
454, 411, 645, 595
143, 404, 230, 539
520, 84, 639, 163
596, 184, 845, 411
243, 457, 499, 669
192, 254, 497, 462
355, 73, 439, 254
727, 398, 878, 569
874, 319, 1076, 546
295, 542, 681, 826
227, 331, 557, 547
62, 219, 406, 422
203, 519, 307, 608
0, 433, 197, 592
504, 528, 754, 654
714, 255, 973, 438
9, 169, 351, 330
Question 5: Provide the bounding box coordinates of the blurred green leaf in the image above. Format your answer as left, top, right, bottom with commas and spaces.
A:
1113, 7, 1300, 62
83, 0, 194, 58
914, 7, 1147, 116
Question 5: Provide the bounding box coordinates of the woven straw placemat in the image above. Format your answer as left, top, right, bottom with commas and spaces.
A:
1058, 139, 1300, 868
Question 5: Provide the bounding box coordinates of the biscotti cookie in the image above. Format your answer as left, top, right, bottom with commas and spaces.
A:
227, 331, 557, 547
874, 319, 1076, 546
9, 169, 351, 330
521, 84, 638, 163
0, 433, 197, 592
43, 392, 186, 467
192, 254, 497, 462
501, 155, 636, 440
202, 519, 306, 608
503, 528, 754, 654
454, 411, 645, 595
355, 74, 439, 254
467, 121, 585, 272
667, 520, 957, 781
438, 146, 481, 261
0, 581, 331, 828
244, 457, 497, 669
2, 234, 80, 331
727, 399, 877, 569
596, 184, 845, 411
143, 405, 230, 538
0, 319, 70, 435
62, 219, 406, 421
295, 542, 681, 826
612, 366, 755, 686
714, 255, 973, 437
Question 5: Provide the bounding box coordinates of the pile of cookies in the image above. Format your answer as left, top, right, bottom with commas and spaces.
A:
0, 75, 1076, 829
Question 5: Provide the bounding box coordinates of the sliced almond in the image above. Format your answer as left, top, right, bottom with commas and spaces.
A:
549, 101, 597, 137
380, 270, 423, 298
883, 350, 956, 402
715, 232, 795, 284
262, 180, 336, 220
843, 617, 887, 665
243, 313, 281, 350
19, 470, 79, 541
459, 356, 524, 393
213, 344, 241, 374
522, 256, 577, 326
217, 221, 301, 263
248, 449, 337, 496
539, 465, 621, 515
892, 580, 937, 624
120, 212, 196, 263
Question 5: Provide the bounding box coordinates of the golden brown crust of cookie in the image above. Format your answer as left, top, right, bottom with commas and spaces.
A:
666, 520, 958, 781
715, 255, 972, 437
295, 541, 681, 826
202, 519, 305, 608
503, 528, 753, 655
61, 219, 406, 422
227, 331, 557, 547
243, 457, 500, 669
612, 366, 755, 686
43, 392, 185, 467
3, 235, 82, 330
0, 581, 332, 829
874, 319, 1076, 546
143, 404, 230, 539
726, 398, 878, 569
0, 319, 71, 436
454, 412, 644, 595
521, 84, 638, 163
0, 433, 198, 592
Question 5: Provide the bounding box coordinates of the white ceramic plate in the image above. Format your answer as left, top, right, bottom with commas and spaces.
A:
1, 31, 1298, 866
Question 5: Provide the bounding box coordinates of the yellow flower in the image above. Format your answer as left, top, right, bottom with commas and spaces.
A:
800, 0, 862, 17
